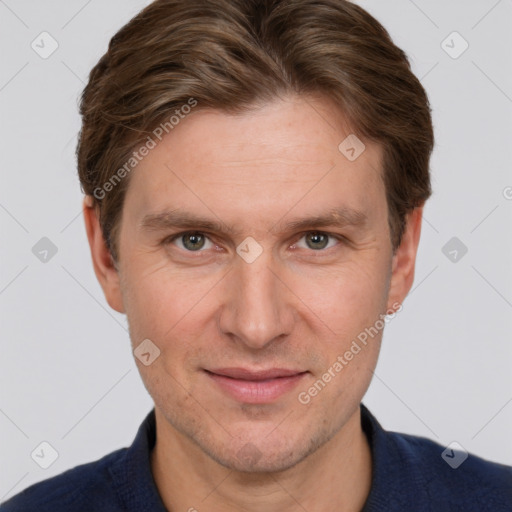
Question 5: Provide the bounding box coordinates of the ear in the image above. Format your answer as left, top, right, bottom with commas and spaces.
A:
82, 196, 125, 313
386, 207, 423, 312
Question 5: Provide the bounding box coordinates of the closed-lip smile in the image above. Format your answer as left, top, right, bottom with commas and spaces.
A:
204, 367, 308, 403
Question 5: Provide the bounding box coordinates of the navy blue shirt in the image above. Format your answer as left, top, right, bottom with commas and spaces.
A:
2, 404, 511, 511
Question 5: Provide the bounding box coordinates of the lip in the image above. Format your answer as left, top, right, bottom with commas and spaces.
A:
205, 368, 308, 404
207, 367, 305, 380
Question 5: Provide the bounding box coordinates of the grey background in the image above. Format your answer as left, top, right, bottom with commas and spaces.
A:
1, 0, 511, 500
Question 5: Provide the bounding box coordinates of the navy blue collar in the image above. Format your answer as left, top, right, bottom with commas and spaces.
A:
109, 408, 167, 511
360, 403, 428, 511
108, 403, 427, 511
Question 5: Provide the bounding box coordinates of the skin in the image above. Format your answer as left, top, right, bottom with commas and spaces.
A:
83, 94, 423, 511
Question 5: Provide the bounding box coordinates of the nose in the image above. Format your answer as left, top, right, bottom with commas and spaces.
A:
218, 246, 295, 350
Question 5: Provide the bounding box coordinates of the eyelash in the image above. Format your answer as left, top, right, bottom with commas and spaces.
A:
162, 231, 345, 255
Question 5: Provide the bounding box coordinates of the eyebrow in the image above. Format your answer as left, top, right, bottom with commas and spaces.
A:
140, 206, 368, 237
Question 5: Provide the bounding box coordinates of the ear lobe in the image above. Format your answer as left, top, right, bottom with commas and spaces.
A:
386, 207, 424, 312
82, 196, 125, 313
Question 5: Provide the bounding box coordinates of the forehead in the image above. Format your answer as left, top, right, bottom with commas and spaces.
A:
123, 95, 386, 228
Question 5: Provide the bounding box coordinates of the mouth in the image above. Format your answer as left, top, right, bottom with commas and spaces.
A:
204, 367, 309, 404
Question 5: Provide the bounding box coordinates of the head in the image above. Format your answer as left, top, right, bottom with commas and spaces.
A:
80, 0, 433, 473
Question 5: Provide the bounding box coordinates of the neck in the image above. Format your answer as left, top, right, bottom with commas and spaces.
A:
150, 406, 372, 512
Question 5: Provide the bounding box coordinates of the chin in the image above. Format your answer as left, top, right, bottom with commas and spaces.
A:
194, 425, 331, 475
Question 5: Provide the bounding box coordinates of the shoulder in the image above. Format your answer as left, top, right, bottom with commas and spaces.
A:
389, 430, 512, 510
361, 404, 512, 511
0, 448, 127, 512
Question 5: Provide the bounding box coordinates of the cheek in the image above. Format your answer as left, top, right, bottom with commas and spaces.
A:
120, 234, 391, 353
120, 258, 222, 345
289, 254, 391, 341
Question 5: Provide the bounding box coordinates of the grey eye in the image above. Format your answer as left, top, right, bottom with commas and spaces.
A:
298, 232, 339, 251
175, 232, 212, 251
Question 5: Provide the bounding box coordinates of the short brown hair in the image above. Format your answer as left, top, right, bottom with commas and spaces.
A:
77, 0, 434, 262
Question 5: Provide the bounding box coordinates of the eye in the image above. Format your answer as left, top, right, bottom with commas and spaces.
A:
293, 231, 341, 251
167, 231, 215, 252
163, 230, 343, 255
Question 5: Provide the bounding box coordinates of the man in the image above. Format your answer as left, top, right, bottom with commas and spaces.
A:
2, 0, 511, 510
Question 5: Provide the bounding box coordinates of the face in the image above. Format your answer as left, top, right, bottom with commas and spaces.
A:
88, 94, 419, 473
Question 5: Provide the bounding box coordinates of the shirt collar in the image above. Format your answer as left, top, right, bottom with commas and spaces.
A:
109, 409, 167, 512
108, 403, 428, 511
360, 402, 429, 511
